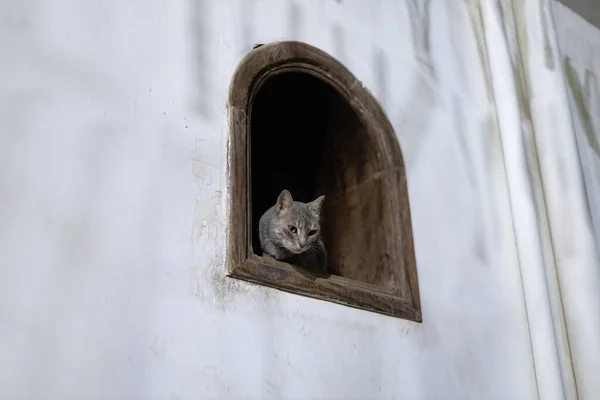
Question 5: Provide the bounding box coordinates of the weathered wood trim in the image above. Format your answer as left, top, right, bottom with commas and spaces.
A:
231, 255, 421, 322
226, 41, 421, 321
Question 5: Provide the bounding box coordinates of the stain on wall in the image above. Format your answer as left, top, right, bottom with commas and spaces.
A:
540, 0, 555, 70
463, 1, 494, 99
190, 0, 212, 118
407, 0, 434, 77
288, 1, 302, 38
240, 0, 256, 54
564, 57, 600, 157
373, 48, 387, 107
331, 23, 347, 63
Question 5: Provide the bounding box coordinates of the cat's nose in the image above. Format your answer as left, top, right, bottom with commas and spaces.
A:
298, 238, 306, 247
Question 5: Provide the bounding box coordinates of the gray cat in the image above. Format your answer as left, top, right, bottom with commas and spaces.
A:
258, 189, 327, 273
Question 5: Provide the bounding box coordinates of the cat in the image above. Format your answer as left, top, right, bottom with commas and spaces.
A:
258, 189, 327, 273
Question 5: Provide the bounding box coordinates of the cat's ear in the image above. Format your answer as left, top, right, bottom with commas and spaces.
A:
276, 190, 294, 213
308, 195, 325, 216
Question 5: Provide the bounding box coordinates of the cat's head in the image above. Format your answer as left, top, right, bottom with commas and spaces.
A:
271, 189, 324, 254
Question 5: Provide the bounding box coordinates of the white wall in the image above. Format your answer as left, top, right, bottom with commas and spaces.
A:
2, 0, 594, 398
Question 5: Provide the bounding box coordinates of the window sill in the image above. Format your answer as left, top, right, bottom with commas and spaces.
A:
228, 256, 422, 321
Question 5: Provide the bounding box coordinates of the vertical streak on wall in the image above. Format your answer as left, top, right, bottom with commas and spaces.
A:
540, 0, 556, 70
406, 0, 434, 78
527, 0, 600, 396
373, 49, 387, 107
288, 1, 302, 39
393, 0, 436, 168
563, 59, 600, 250
464, 0, 494, 100
499, 0, 600, 397
583, 71, 600, 154
503, 2, 576, 396
332, 23, 347, 64
480, 0, 570, 399
240, 0, 255, 54
191, 0, 211, 118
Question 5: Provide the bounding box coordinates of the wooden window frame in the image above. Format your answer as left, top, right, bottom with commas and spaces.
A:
227, 41, 421, 321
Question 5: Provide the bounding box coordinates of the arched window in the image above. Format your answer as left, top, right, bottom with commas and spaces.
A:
227, 41, 421, 321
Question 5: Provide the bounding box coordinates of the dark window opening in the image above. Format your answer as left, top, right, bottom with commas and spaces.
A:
250, 72, 328, 249
251, 71, 398, 291
228, 41, 421, 321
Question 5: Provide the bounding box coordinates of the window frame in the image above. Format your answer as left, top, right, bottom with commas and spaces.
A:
226, 41, 421, 321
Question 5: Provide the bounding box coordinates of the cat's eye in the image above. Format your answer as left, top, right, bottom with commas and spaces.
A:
308, 230, 318, 236
288, 225, 297, 234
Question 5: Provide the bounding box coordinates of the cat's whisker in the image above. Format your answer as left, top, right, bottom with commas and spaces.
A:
305, 245, 322, 256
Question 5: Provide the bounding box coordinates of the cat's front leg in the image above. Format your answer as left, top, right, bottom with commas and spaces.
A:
261, 250, 277, 260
